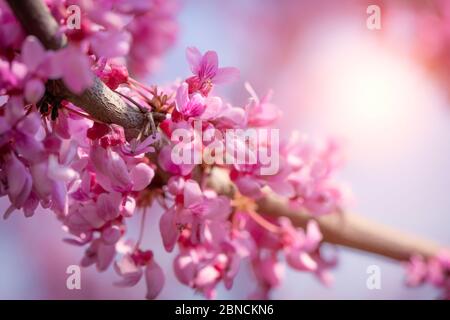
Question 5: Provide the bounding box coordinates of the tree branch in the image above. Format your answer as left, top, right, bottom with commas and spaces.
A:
260, 191, 440, 260
7, 0, 444, 263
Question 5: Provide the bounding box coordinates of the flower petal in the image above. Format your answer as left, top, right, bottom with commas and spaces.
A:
22, 36, 46, 72
55, 47, 93, 93
186, 47, 202, 74
183, 180, 203, 207
159, 208, 178, 252
200, 50, 218, 79
130, 163, 154, 191
114, 255, 143, 287
304, 220, 323, 251
24, 78, 45, 103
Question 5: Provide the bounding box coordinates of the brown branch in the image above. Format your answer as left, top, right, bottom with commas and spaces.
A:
7, 0, 444, 263
259, 193, 440, 260
208, 167, 441, 261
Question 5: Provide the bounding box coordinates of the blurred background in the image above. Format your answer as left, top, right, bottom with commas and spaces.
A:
1, 0, 450, 299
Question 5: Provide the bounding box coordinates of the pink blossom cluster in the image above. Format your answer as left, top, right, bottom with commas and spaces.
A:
381, 0, 450, 97
405, 251, 450, 299
0, 0, 347, 299
149, 47, 344, 298
158, 176, 336, 299
1, 86, 160, 296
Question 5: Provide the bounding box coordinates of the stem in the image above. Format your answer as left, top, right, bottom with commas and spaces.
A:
129, 82, 153, 100
129, 78, 155, 92
246, 210, 282, 234
114, 89, 149, 113
63, 105, 101, 123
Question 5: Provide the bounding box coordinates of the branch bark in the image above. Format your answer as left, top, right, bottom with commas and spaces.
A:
7, 0, 444, 262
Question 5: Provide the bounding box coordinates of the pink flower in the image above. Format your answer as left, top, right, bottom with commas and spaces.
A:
94, 60, 129, 90
126, 0, 179, 76
145, 259, 165, 299
52, 46, 93, 94
96, 192, 123, 222
251, 254, 285, 299
175, 82, 206, 118
130, 163, 155, 191
90, 143, 154, 192
3, 152, 32, 218
90, 144, 132, 191
244, 82, 281, 127
159, 178, 231, 252
185, 47, 239, 96
20, 36, 53, 103
206, 102, 246, 129
280, 218, 322, 271
280, 134, 348, 216
173, 244, 241, 299
21, 36, 93, 96
21, 36, 57, 78
230, 140, 294, 199
81, 238, 116, 271
405, 251, 450, 298
172, 85, 245, 129
114, 254, 143, 287
159, 207, 178, 252
90, 30, 131, 59
173, 249, 199, 286
172, 82, 246, 130
0, 58, 26, 91
24, 78, 45, 104
0, 1, 358, 299
158, 144, 196, 176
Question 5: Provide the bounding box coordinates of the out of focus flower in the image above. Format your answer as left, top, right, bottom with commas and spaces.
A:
21, 36, 93, 96
185, 47, 240, 96
244, 82, 281, 127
